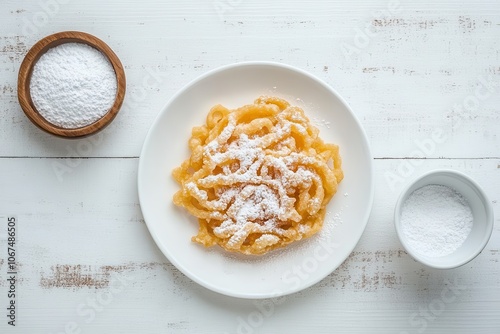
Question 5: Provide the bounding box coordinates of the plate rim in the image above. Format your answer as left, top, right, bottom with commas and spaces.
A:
138, 61, 375, 299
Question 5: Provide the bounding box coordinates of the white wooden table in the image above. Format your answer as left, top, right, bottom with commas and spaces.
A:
1, 1, 499, 333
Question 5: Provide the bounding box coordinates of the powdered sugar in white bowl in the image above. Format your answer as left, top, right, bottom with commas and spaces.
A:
394, 169, 493, 269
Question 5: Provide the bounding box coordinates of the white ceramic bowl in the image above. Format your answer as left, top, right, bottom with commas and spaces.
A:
394, 169, 494, 269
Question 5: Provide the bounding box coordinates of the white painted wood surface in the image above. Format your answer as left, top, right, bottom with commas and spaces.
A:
0, 0, 499, 333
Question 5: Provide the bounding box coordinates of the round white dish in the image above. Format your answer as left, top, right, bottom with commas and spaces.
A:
394, 169, 494, 269
138, 62, 374, 298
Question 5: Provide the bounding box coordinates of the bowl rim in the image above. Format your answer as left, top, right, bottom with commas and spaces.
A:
17, 31, 126, 139
394, 168, 494, 269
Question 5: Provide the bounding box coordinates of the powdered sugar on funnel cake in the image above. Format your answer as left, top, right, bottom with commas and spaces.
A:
172, 96, 344, 255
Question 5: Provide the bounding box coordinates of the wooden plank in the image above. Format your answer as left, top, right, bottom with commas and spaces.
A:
0, 158, 498, 333
0, 1, 499, 158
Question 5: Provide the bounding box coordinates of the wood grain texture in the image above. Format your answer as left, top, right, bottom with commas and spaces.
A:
0, 0, 499, 157
0, 158, 498, 333
0, 0, 499, 333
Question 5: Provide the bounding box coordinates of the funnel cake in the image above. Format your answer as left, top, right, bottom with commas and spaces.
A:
173, 96, 343, 255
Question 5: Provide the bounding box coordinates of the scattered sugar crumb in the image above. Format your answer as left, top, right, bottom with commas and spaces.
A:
312, 117, 331, 129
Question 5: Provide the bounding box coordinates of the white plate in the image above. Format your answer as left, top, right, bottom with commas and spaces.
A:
138, 62, 374, 299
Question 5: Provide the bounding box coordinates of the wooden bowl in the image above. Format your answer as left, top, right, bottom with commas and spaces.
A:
17, 31, 126, 138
